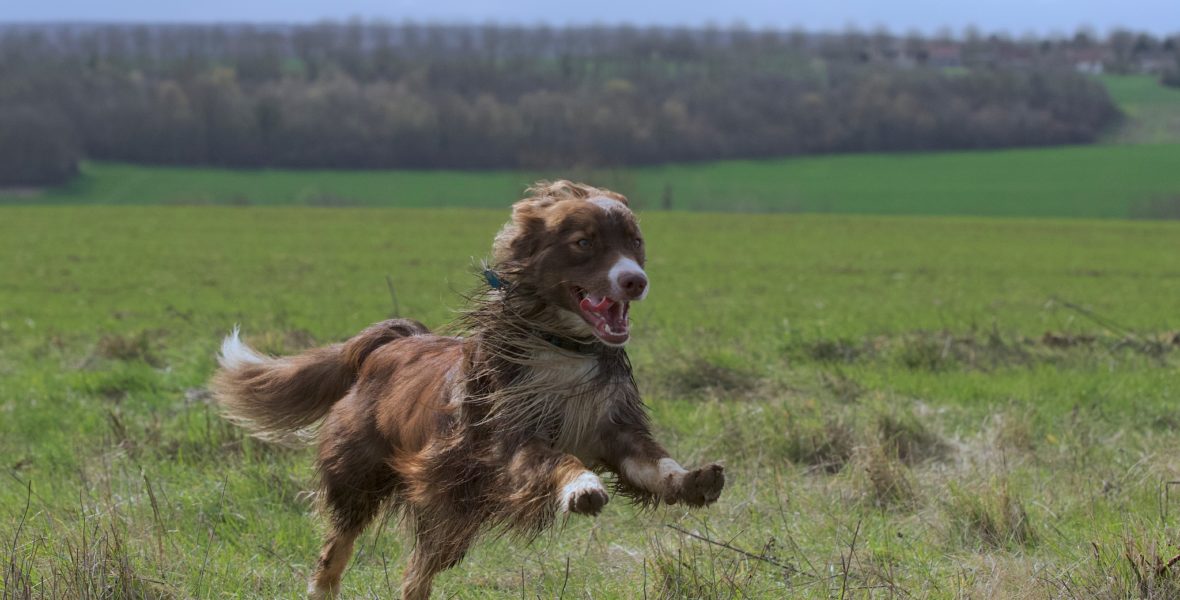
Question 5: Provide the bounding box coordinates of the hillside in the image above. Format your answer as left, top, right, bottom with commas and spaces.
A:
6, 142, 1179, 218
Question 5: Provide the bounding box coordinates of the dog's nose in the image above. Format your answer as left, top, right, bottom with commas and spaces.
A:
620, 272, 648, 300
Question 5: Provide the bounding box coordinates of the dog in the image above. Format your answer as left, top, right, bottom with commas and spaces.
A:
211, 181, 726, 599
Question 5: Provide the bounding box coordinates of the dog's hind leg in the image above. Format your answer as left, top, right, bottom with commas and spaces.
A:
307, 472, 397, 599
400, 514, 477, 600
307, 524, 363, 600
307, 480, 396, 599
307, 406, 399, 599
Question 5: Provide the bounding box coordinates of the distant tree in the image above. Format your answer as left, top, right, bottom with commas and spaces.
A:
0, 106, 80, 186
0, 22, 1126, 172
1073, 28, 1096, 49
1107, 29, 1138, 73
1132, 33, 1157, 56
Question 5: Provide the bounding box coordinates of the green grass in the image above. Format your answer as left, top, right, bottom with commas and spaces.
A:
1100, 74, 1180, 145
7, 141, 1180, 218
3, 206, 1180, 598
1102, 74, 1180, 108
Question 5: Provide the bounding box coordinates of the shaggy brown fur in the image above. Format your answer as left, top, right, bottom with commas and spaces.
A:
211, 181, 725, 600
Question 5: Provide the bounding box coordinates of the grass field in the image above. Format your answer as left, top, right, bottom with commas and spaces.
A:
5, 141, 1180, 218
3, 206, 1180, 598
1101, 75, 1180, 145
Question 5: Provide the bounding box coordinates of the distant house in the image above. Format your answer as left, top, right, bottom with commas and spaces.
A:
1070, 49, 1106, 74
926, 43, 962, 68
866, 44, 917, 68
877, 45, 908, 66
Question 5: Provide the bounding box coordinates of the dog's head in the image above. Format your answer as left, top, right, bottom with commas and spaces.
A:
492, 180, 647, 346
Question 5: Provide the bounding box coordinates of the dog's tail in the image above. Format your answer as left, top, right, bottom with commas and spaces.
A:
211, 319, 429, 444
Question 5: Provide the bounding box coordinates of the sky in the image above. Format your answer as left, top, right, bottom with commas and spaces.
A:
3, 0, 1178, 36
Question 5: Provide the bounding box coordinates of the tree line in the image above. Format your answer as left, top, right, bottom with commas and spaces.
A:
0, 23, 1137, 185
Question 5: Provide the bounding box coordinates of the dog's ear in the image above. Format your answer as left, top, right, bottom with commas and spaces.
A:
492, 197, 548, 267
492, 181, 577, 266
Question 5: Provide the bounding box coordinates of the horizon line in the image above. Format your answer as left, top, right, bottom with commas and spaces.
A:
1, 18, 1177, 40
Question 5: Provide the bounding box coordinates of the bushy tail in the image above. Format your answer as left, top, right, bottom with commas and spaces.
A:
211, 319, 429, 444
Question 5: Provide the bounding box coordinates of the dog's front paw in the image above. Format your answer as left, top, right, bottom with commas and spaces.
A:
560, 471, 609, 516
667, 463, 725, 507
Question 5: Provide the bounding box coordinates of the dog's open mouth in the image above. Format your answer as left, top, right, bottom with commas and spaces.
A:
572, 288, 631, 345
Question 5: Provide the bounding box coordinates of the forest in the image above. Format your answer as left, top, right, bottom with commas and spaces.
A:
2, 22, 1164, 184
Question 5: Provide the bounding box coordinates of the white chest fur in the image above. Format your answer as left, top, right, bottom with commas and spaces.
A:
529, 351, 613, 460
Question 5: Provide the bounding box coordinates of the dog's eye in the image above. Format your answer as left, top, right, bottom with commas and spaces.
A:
576, 239, 592, 250
633, 238, 643, 248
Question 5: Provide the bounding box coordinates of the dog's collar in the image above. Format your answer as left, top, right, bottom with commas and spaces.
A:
540, 332, 603, 355
484, 268, 601, 354
483, 268, 509, 290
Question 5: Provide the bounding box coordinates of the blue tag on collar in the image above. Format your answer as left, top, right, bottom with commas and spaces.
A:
483, 268, 505, 290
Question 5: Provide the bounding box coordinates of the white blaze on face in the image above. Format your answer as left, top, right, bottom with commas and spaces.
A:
608, 256, 648, 300
589, 196, 628, 213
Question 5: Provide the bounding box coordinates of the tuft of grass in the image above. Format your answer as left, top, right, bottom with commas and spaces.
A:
650, 530, 766, 600
788, 327, 1175, 373
895, 334, 955, 372
658, 355, 761, 398
73, 362, 169, 403
989, 409, 1039, 453
93, 330, 162, 367
801, 338, 861, 364
874, 408, 949, 465
52, 525, 176, 600
818, 370, 863, 403
781, 415, 855, 473
1070, 534, 1180, 599
4, 490, 179, 600
851, 442, 917, 510
945, 479, 1036, 550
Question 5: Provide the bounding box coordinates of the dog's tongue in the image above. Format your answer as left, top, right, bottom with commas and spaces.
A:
579, 295, 629, 341
580, 295, 612, 314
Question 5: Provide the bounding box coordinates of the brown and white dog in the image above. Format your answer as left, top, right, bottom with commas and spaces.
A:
211, 181, 725, 599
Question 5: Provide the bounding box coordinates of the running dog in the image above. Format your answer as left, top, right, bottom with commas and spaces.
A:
211, 181, 726, 599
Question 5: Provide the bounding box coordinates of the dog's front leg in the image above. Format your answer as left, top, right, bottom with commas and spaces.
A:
603, 429, 725, 507
506, 441, 609, 516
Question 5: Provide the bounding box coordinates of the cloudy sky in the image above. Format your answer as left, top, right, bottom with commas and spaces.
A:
4, 0, 1178, 36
